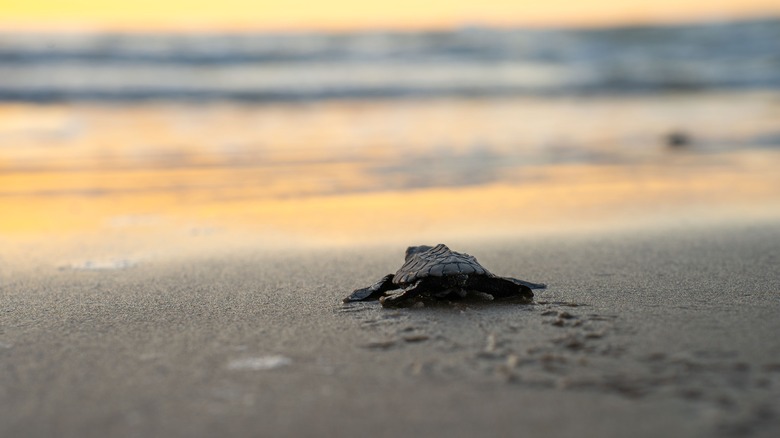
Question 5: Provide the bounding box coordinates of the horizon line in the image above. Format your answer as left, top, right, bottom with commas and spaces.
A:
1, 12, 778, 34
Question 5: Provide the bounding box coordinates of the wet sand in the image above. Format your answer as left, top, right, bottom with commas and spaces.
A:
2, 221, 779, 437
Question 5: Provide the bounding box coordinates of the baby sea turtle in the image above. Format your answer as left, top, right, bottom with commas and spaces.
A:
343, 244, 546, 307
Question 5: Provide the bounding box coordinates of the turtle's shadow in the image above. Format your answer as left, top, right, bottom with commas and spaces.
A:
340, 296, 586, 312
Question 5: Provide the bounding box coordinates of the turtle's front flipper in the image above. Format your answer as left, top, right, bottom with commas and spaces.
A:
467, 276, 534, 300
343, 274, 397, 303
380, 282, 423, 308
505, 277, 546, 290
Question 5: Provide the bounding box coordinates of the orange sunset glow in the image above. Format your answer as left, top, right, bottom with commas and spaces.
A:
1, 0, 779, 30
2, 95, 780, 260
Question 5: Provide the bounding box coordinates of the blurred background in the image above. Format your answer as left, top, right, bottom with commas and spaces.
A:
1, 1, 780, 264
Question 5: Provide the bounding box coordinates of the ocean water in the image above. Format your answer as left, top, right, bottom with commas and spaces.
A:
1, 18, 779, 102
2, 19, 780, 249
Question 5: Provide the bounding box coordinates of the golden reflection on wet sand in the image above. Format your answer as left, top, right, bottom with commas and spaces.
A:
1, 95, 780, 265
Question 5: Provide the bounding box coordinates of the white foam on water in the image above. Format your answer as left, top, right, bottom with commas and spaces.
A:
227, 355, 292, 371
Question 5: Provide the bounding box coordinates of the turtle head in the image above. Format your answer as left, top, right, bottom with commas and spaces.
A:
404, 245, 434, 261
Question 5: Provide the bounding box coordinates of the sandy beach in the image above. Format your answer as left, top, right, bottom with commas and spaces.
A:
2, 22, 780, 436
2, 220, 779, 437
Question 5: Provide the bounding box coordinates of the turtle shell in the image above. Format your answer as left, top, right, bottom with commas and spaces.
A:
393, 244, 491, 285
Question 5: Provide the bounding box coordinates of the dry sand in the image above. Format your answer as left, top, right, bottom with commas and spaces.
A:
2, 221, 780, 437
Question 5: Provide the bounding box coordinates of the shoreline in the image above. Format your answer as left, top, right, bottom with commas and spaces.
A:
2, 144, 779, 273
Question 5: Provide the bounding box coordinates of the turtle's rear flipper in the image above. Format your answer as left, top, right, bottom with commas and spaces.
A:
505, 277, 546, 290
344, 274, 397, 302
467, 276, 534, 300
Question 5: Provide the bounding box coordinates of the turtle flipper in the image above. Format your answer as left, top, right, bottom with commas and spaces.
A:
343, 274, 397, 303
467, 276, 534, 300
504, 277, 546, 290
380, 282, 423, 308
